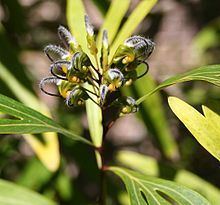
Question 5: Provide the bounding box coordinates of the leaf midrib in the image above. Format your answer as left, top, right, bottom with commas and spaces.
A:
0, 102, 58, 128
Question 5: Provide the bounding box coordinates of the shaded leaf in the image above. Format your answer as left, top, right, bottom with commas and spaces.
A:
109, 166, 210, 205
0, 94, 92, 145
109, 0, 158, 60
137, 64, 220, 104
116, 150, 220, 205
168, 96, 220, 161
0, 179, 56, 205
0, 62, 60, 171
116, 150, 159, 176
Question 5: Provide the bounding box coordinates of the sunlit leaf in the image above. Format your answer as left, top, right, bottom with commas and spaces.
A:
0, 94, 92, 145
0, 179, 57, 205
0, 62, 60, 171
137, 64, 220, 104
168, 96, 220, 161
97, 0, 131, 47
66, 0, 87, 53
86, 98, 103, 168
109, 166, 210, 205
109, 0, 158, 60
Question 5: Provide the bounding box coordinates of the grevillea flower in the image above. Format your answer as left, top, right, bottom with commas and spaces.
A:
40, 15, 155, 116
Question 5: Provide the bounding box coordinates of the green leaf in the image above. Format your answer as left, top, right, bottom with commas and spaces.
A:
124, 72, 179, 159
0, 62, 60, 171
109, 0, 158, 60
137, 64, 220, 104
0, 94, 92, 145
116, 150, 159, 176
85, 84, 103, 168
66, 0, 87, 53
175, 170, 220, 205
168, 96, 220, 161
97, 0, 131, 47
0, 179, 56, 205
66, 1, 103, 167
116, 150, 220, 205
109, 166, 210, 205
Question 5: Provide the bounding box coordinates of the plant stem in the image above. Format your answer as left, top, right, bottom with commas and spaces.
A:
100, 168, 106, 205
98, 109, 110, 205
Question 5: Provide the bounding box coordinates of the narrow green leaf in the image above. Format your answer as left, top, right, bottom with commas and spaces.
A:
97, 0, 131, 47
116, 150, 159, 176
66, 0, 87, 53
66, 2, 103, 166
124, 72, 179, 159
0, 94, 92, 145
86, 97, 103, 168
109, 166, 210, 205
116, 151, 220, 205
0, 62, 60, 171
175, 170, 220, 205
168, 96, 220, 161
86, 99, 103, 146
85, 84, 103, 168
0, 179, 56, 205
109, 0, 158, 60
137, 64, 220, 104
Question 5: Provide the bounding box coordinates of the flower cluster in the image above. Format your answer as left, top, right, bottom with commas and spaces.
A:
40, 15, 155, 115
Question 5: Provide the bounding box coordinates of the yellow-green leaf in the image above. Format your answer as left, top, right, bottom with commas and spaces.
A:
66, 0, 87, 53
97, 0, 131, 47
0, 179, 57, 205
168, 96, 220, 161
109, 0, 158, 60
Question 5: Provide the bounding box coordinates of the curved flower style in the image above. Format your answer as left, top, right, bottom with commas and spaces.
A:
40, 15, 155, 116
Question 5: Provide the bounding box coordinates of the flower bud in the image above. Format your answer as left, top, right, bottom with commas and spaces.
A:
117, 96, 139, 116
112, 45, 135, 65
104, 68, 124, 91
124, 36, 155, 61
65, 86, 89, 107
58, 25, 80, 52
101, 30, 109, 71
85, 15, 98, 55
99, 84, 109, 106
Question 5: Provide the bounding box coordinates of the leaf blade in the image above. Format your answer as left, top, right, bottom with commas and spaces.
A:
66, 0, 87, 52
0, 62, 60, 171
0, 179, 56, 205
0, 94, 92, 145
97, 0, 131, 47
109, 0, 158, 60
137, 64, 220, 104
109, 166, 210, 205
168, 96, 220, 161
116, 150, 220, 205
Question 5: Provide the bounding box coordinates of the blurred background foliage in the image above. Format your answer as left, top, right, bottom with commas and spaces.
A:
0, 0, 220, 204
